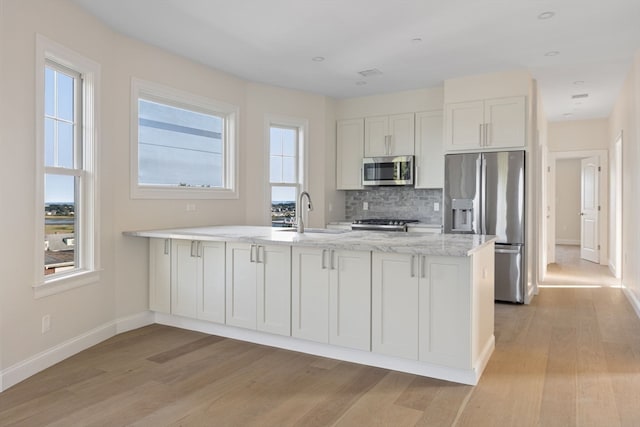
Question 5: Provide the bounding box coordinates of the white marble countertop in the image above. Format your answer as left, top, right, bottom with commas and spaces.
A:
124, 226, 495, 257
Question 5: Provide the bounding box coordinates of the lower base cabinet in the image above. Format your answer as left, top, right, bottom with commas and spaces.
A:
171, 240, 226, 323
226, 243, 291, 336
149, 238, 171, 314
372, 252, 474, 369
292, 247, 371, 351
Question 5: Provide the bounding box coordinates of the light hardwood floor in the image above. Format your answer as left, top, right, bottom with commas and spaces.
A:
2, 274, 639, 425
544, 245, 620, 287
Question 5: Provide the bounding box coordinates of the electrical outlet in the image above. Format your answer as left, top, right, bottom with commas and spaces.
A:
186, 203, 196, 212
433, 202, 440, 212
363, 202, 369, 211
42, 315, 51, 334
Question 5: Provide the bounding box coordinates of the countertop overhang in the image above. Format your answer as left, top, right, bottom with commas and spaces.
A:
124, 226, 495, 257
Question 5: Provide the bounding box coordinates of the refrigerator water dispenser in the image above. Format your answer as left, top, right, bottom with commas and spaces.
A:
451, 199, 474, 232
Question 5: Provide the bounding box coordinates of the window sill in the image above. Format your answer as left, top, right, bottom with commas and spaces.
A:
33, 269, 101, 299
131, 185, 239, 200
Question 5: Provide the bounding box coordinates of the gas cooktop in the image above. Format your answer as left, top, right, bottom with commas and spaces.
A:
351, 219, 419, 232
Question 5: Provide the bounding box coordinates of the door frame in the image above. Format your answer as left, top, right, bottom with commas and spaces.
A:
544, 150, 608, 279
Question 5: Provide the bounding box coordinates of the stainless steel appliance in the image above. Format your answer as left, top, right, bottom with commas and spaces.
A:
351, 219, 419, 232
444, 151, 526, 303
362, 156, 414, 186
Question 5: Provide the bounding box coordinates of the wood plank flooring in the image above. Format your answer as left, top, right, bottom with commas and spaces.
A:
2, 290, 639, 426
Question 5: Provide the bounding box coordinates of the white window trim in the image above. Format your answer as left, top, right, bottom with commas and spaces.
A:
130, 78, 239, 199
265, 114, 309, 226
35, 34, 101, 298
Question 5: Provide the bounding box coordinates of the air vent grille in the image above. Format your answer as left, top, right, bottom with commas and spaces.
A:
357, 68, 383, 77
571, 93, 589, 99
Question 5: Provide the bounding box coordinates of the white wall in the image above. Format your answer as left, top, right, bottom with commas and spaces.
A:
608, 50, 640, 315
0, 0, 338, 388
548, 119, 609, 151
555, 159, 581, 244
335, 87, 444, 119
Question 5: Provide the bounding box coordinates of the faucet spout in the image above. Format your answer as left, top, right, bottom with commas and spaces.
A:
297, 191, 313, 233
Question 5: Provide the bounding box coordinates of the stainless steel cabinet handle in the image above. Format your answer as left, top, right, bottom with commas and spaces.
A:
197, 241, 202, 258
190, 241, 196, 257
330, 250, 336, 270
484, 123, 489, 146
164, 239, 170, 255
250, 244, 256, 263
478, 124, 483, 146
257, 245, 265, 263
321, 249, 327, 269
410, 255, 416, 278
421, 256, 426, 278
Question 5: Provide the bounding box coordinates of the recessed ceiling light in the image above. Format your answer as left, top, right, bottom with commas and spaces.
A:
355, 81, 367, 86
563, 113, 573, 117
544, 50, 560, 57
358, 68, 383, 77
312, 56, 325, 62
573, 80, 585, 85
537, 11, 555, 20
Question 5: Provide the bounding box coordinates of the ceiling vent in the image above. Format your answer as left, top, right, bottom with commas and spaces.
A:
357, 68, 383, 77
571, 93, 589, 99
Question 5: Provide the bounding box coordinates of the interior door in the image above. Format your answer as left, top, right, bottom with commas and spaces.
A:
580, 156, 599, 263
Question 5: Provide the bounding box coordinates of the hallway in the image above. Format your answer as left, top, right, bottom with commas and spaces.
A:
543, 244, 620, 287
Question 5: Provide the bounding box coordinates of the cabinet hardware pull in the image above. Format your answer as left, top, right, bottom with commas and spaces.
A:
164, 239, 170, 255
421, 256, 426, 278
321, 249, 327, 269
250, 245, 256, 263
410, 255, 416, 278
198, 241, 203, 258
257, 246, 265, 263
478, 124, 483, 146
190, 241, 196, 257
484, 123, 489, 146
330, 250, 336, 270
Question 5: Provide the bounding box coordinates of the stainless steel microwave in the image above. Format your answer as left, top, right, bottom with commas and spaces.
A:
362, 155, 414, 186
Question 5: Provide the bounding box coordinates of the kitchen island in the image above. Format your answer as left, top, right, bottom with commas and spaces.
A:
125, 226, 496, 385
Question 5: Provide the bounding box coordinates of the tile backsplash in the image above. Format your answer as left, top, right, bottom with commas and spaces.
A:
345, 187, 443, 224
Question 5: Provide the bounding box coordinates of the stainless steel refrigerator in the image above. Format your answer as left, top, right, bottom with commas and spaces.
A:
444, 151, 526, 303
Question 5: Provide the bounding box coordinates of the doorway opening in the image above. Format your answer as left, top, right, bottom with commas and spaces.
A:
543, 149, 616, 285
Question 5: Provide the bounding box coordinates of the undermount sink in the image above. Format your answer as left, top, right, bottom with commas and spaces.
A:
274, 228, 348, 235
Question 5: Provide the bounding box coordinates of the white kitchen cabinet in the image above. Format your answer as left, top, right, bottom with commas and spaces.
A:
414, 110, 444, 188
372, 252, 420, 359
226, 243, 291, 335
171, 240, 225, 322
418, 256, 471, 368
444, 96, 525, 151
149, 238, 171, 314
336, 118, 364, 190
364, 113, 415, 157
292, 247, 371, 351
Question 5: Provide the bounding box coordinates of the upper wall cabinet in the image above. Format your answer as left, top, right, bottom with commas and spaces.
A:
337, 118, 364, 190
443, 96, 526, 152
414, 110, 444, 189
364, 113, 415, 157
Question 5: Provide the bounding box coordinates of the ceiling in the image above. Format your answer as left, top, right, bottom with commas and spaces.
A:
71, 0, 640, 122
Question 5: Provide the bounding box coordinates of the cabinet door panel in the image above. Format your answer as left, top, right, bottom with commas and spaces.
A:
364, 116, 389, 157
149, 238, 171, 313
171, 240, 198, 318
372, 253, 419, 359
225, 243, 257, 329
329, 250, 371, 351
257, 245, 292, 336
337, 119, 364, 190
444, 101, 484, 150
419, 256, 470, 368
199, 242, 226, 323
388, 113, 415, 155
292, 247, 329, 343
415, 110, 443, 189
484, 96, 526, 148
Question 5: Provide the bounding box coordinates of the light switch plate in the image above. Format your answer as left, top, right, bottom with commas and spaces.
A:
434, 202, 440, 212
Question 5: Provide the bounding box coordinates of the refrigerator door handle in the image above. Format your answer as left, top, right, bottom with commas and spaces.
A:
495, 248, 521, 254
480, 156, 487, 235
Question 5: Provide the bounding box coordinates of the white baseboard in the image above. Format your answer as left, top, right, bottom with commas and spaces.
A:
155, 313, 489, 385
622, 284, 640, 320
0, 311, 154, 392
556, 239, 580, 246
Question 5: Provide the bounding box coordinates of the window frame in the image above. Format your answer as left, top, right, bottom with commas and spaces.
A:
35, 34, 101, 298
130, 78, 239, 199
265, 115, 309, 227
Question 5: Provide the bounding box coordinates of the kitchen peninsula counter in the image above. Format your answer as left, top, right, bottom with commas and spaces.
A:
125, 226, 495, 385
125, 225, 494, 257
